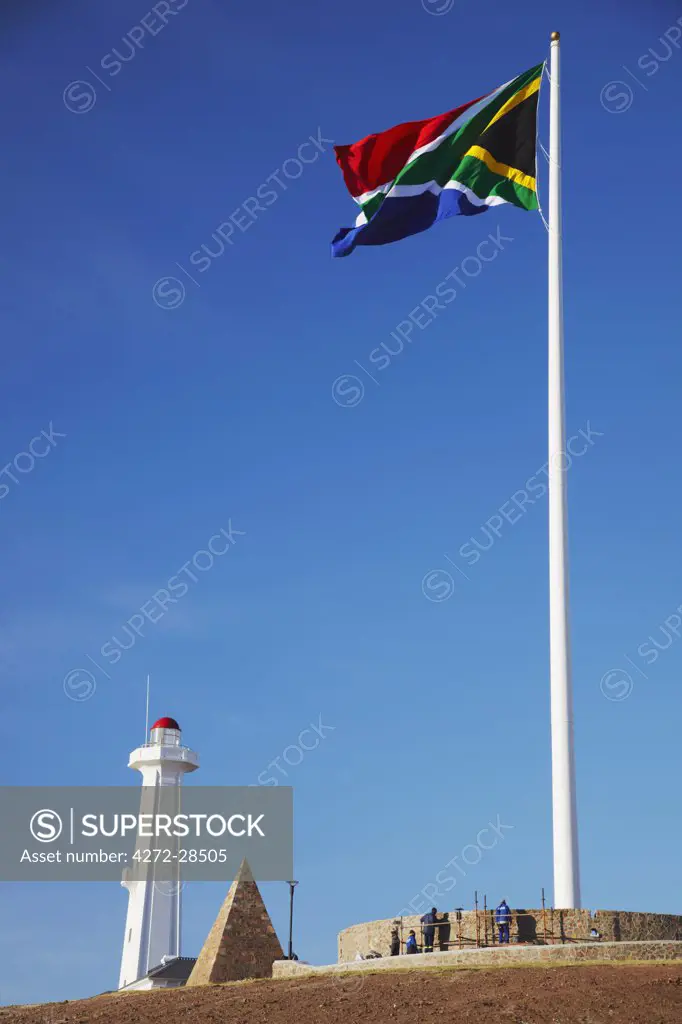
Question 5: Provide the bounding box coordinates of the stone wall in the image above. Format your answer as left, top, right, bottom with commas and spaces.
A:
338, 909, 682, 963
274, 939, 682, 980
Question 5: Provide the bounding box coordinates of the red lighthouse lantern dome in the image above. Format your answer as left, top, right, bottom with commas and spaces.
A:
151, 717, 180, 731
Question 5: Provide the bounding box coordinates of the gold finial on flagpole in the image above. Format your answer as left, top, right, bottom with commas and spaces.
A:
551, 31, 560, 41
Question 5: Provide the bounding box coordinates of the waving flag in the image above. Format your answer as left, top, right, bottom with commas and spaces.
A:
331, 63, 543, 258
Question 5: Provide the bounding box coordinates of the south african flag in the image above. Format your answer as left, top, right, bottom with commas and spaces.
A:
331, 63, 543, 258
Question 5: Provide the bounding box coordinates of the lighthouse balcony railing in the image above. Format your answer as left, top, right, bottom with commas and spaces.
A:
134, 743, 198, 760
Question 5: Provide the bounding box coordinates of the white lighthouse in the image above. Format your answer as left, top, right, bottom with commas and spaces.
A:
118, 716, 199, 991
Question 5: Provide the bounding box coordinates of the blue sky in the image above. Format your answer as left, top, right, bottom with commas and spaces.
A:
2, 0, 682, 1005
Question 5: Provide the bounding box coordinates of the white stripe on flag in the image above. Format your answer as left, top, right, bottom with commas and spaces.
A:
352, 178, 510, 228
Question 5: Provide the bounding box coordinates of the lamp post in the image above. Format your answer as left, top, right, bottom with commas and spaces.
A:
287, 880, 299, 960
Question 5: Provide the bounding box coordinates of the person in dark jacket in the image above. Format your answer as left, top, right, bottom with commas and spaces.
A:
405, 930, 418, 954
495, 899, 512, 944
421, 907, 438, 952
390, 928, 400, 956
437, 911, 451, 951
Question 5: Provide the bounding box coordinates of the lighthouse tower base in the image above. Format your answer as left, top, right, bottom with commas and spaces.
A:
118, 954, 197, 992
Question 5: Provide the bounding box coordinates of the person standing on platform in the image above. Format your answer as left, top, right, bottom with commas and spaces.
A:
405, 930, 418, 954
495, 899, 512, 944
420, 907, 437, 952
390, 928, 400, 956
437, 911, 451, 951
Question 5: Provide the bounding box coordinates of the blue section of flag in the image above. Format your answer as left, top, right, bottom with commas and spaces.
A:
331, 189, 490, 258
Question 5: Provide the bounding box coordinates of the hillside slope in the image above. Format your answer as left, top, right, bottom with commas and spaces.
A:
3, 963, 682, 1024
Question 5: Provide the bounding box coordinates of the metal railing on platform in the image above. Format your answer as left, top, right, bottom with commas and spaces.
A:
388, 889, 587, 956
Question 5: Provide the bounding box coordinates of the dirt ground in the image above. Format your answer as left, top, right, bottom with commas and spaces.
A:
3, 963, 682, 1024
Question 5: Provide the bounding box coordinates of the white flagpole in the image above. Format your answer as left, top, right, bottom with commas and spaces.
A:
145, 674, 150, 742
548, 30, 581, 909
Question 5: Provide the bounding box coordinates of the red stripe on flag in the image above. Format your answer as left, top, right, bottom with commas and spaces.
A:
334, 94, 487, 199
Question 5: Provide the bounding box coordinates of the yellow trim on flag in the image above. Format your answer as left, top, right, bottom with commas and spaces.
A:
483, 75, 541, 133
465, 146, 537, 192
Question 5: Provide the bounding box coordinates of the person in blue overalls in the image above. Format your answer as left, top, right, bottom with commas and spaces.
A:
495, 899, 512, 944
405, 930, 418, 954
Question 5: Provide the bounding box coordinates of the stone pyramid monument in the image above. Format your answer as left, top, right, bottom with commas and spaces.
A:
186, 859, 284, 985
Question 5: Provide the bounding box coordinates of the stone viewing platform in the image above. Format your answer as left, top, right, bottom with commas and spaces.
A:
270, 907, 682, 981
338, 908, 682, 962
